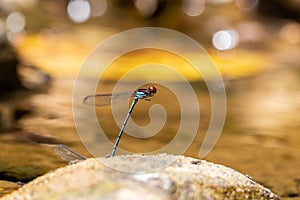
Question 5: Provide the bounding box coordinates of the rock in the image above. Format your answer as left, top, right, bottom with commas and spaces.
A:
0, 41, 23, 95
0, 40, 25, 131
0, 181, 21, 197
1, 154, 280, 200
0, 40, 51, 131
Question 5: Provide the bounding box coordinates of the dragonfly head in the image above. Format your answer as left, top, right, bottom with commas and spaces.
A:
148, 86, 157, 95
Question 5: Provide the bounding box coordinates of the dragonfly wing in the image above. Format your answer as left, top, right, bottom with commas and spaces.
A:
54, 144, 87, 162
111, 92, 134, 105
83, 94, 113, 106
83, 92, 133, 106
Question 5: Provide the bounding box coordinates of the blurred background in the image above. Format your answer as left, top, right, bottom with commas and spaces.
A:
0, 0, 299, 198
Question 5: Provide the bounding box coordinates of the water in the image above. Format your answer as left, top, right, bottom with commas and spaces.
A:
0, 66, 300, 197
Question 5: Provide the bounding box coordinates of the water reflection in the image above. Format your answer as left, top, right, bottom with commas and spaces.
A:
230, 66, 300, 139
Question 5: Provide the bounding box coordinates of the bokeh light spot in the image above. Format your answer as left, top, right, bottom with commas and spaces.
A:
89, 0, 107, 17
134, 0, 158, 17
6, 11, 26, 33
279, 22, 300, 44
182, 0, 206, 17
67, 0, 91, 23
212, 29, 239, 50
235, 0, 260, 13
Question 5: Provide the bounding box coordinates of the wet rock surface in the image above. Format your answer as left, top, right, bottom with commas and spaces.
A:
1, 154, 280, 200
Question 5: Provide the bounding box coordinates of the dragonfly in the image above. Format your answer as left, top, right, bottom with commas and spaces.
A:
83, 86, 157, 106
55, 86, 157, 161
84, 86, 157, 157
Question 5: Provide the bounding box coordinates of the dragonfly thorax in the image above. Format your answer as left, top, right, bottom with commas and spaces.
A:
136, 86, 157, 99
